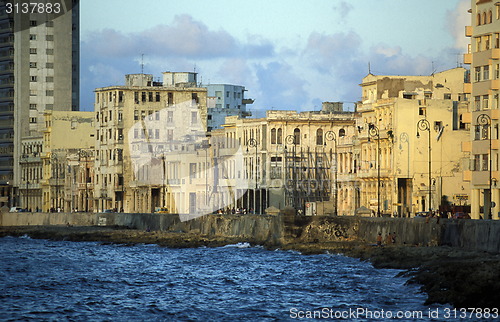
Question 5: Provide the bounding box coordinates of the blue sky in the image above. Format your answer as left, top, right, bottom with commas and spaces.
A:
80, 0, 469, 113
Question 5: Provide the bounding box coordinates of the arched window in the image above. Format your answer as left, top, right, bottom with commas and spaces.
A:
483, 12, 487, 25
293, 128, 300, 145
277, 128, 283, 144
316, 129, 323, 145
339, 128, 346, 137
489, 10, 493, 24
271, 128, 276, 144
478, 13, 482, 25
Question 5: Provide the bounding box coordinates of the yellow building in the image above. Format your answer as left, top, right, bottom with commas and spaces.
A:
463, 0, 500, 219
211, 107, 356, 215
94, 73, 207, 213
357, 68, 470, 216
19, 110, 95, 212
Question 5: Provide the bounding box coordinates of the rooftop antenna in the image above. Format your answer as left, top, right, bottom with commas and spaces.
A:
368, 62, 371, 74
194, 63, 197, 73
141, 54, 145, 74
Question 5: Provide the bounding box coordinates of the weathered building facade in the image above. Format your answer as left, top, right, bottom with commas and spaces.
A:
357, 68, 471, 216
463, 0, 500, 219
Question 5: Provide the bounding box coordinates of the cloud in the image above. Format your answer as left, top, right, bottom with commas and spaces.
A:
447, 0, 470, 52
82, 15, 275, 60
333, 1, 353, 21
254, 61, 309, 109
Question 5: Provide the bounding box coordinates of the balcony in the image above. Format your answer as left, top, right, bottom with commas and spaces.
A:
465, 25, 472, 37
463, 53, 472, 65
491, 79, 500, 90
463, 82, 472, 94
462, 141, 472, 152
492, 48, 500, 60
463, 170, 472, 182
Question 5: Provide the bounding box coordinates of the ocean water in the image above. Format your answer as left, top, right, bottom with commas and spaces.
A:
0, 236, 453, 321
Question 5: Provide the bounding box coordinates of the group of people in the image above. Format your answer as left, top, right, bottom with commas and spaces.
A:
216, 207, 255, 215
376, 231, 396, 246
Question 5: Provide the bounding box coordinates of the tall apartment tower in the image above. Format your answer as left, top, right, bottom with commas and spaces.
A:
0, 1, 79, 207
463, 0, 500, 219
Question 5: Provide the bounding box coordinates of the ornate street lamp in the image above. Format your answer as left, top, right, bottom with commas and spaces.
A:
325, 130, 337, 216
416, 119, 432, 214
477, 113, 492, 219
368, 123, 381, 217
51, 153, 58, 210
246, 138, 258, 214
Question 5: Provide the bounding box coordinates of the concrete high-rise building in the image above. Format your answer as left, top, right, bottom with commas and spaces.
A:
205, 84, 253, 131
0, 1, 80, 207
463, 0, 500, 219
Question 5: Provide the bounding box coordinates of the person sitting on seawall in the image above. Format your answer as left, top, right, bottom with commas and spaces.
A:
376, 232, 382, 247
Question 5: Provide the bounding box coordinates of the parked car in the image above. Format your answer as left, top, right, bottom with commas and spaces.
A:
154, 207, 169, 214
453, 212, 471, 219
9, 207, 23, 213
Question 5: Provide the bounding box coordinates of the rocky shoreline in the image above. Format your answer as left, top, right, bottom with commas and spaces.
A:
1, 225, 499, 308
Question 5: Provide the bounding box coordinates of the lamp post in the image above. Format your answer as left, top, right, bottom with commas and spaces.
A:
285, 134, 296, 210
325, 130, 337, 216
477, 113, 492, 219
416, 119, 432, 214
368, 123, 381, 217
51, 154, 58, 210
79, 150, 89, 212
246, 138, 258, 214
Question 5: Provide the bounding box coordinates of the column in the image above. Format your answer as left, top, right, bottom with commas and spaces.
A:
471, 188, 481, 220
492, 188, 500, 220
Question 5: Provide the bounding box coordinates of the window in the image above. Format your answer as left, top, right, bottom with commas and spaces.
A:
226, 91, 229, 97
29, 104, 37, 110
484, 66, 490, 80
155, 129, 160, 139
46, 48, 54, 55
191, 112, 198, 125
46, 63, 53, 68
29, 62, 36, 68
148, 92, 153, 102
339, 129, 346, 137
192, 93, 199, 104
475, 67, 481, 82
483, 95, 489, 109
277, 128, 283, 144
46, 90, 54, 96
141, 92, 146, 102
134, 129, 138, 139
29, 117, 37, 123
215, 91, 222, 99
293, 128, 300, 145
474, 154, 481, 171
29, 34, 36, 40
46, 76, 53, 82
46, 35, 54, 41
168, 92, 173, 105
29, 90, 36, 96
118, 91, 123, 103
419, 107, 426, 116
29, 48, 37, 54
167, 111, 173, 123
30, 76, 37, 82
475, 96, 481, 111
155, 92, 160, 102
444, 93, 452, 100
482, 154, 489, 171
271, 128, 276, 144
316, 129, 323, 145
46, 21, 54, 27
134, 92, 139, 103
30, 20, 37, 26
134, 110, 139, 120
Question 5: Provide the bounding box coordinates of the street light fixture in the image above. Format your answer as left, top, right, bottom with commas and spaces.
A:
78, 150, 90, 212
284, 134, 296, 210
477, 113, 492, 219
368, 123, 381, 217
416, 119, 432, 214
246, 138, 258, 214
325, 130, 337, 216
51, 154, 59, 210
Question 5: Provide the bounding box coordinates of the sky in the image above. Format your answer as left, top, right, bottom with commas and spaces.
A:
80, 0, 470, 114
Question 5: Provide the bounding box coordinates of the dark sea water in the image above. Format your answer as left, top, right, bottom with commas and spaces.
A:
0, 236, 456, 321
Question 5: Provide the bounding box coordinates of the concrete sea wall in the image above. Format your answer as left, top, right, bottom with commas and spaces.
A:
1, 212, 500, 253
